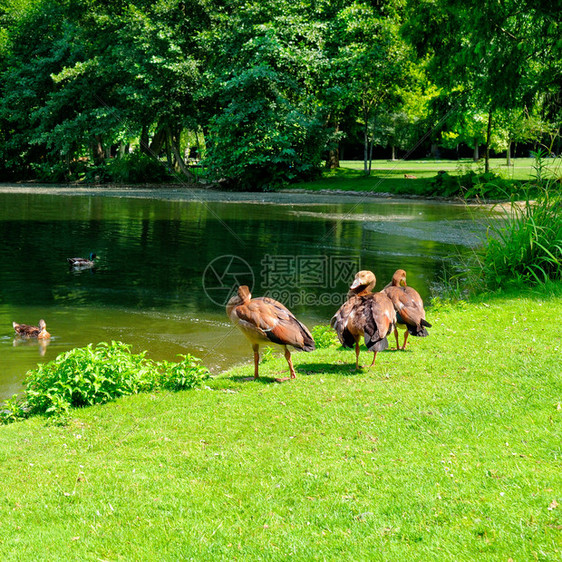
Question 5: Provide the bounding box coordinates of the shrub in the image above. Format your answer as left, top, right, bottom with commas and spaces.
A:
311, 325, 339, 349
83, 162, 113, 183
30, 161, 70, 183
1, 341, 209, 425
156, 354, 211, 392
428, 170, 521, 199
479, 186, 562, 289
106, 153, 172, 184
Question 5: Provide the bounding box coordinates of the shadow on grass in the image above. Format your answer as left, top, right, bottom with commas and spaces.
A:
296, 362, 362, 377
229, 374, 281, 384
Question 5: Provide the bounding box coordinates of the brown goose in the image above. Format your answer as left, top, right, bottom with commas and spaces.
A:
383, 269, 431, 350
13, 319, 51, 339
226, 286, 315, 382
331, 270, 396, 369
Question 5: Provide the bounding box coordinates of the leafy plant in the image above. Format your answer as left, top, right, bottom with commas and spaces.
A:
105, 153, 172, 184
30, 161, 71, 183
156, 354, 210, 392
428, 169, 521, 199
0, 394, 28, 425
83, 162, 113, 184
1, 341, 209, 424
311, 324, 339, 349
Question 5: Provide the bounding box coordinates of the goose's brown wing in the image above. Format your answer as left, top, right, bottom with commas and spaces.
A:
331, 296, 362, 348
361, 293, 396, 351
384, 286, 431, 335
233, 297, 315, 351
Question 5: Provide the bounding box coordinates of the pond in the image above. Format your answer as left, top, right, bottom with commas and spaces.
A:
0, 186, 487, 400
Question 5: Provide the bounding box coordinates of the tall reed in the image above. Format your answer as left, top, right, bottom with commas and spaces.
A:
478, 181, 561, 290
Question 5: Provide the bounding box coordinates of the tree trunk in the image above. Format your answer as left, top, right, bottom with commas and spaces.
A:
164, 130, 173, 171
326, 148, 339, 169
391, 145, 396, 161
167, 126, 194, 181
363, 121, 369, 176
325, 124, 340, 169
149, 128, 167, 156
140, 125, 150, 154
506, 140, 511, 167
430, 143, 440, 158
484, 109, 493, 174
90, 135, 105, 165
473, 139, 479, 162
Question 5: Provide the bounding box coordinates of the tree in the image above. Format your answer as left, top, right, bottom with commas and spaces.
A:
201, 0, 330, 189
331, 1, 410, 174
403, 0, 562, 172
0, 0, 206, 180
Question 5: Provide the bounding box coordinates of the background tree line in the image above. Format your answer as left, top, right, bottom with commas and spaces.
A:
0, 0, 560, 189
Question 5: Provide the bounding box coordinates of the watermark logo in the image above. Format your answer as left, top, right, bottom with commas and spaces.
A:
261, 254, 360, 307
261, 255, 360, 289
202, 255, 254, 306
203, 253, 360, 308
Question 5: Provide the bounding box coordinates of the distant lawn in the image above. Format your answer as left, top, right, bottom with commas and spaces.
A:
289, 158, 557, 195
1, 283, 561, 560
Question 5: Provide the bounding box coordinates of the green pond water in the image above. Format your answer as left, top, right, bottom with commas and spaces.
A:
0, 186, 487, 399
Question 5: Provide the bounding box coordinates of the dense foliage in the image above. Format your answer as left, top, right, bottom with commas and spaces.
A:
0, 0, 560, 189
447, 155, 562, 295
0, 341, 210, 424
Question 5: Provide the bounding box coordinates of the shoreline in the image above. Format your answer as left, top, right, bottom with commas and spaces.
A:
0, 183, 496, 207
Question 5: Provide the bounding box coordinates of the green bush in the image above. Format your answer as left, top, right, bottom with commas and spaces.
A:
30, 159, 91, 183
81, 154, 171, 184
428, 170, 521, 199
30, 161, 71, 183
83, 162, 113, 183
311, 324, 339, 349
106, 153, 172, 184
1, 341, 209, 424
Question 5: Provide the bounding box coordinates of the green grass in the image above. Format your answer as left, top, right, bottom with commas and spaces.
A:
288, 158, 560, 195
1, 284, 562, 560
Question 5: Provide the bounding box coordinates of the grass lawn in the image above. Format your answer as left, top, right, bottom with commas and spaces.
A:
287, 158, 561, 195
1, 284, 561, 560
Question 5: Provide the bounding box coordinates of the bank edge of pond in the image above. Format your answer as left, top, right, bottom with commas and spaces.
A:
0, 183, 499, 208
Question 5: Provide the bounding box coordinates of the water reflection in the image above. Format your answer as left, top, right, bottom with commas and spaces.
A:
13, 336, 50, 357
0, 188, 487, 399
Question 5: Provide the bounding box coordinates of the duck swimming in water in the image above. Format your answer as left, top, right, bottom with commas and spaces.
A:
67, 253, 97, 269
13, 319, 51, 339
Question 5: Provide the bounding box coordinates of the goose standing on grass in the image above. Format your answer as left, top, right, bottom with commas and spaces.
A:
67, 252, 97, 269
383, 269, 431, 350
226, 286, 315, 382
13, 319, 51, 339
331, 270, 396, 369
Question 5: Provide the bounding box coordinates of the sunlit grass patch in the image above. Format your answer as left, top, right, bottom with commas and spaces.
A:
1, 288, 561, 559
290, 158, 541, 197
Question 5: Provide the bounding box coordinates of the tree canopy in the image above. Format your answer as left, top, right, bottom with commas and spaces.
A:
0, 0, 560, 188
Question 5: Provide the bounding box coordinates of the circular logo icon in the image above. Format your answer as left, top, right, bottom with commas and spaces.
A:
202, 255, 254, 306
